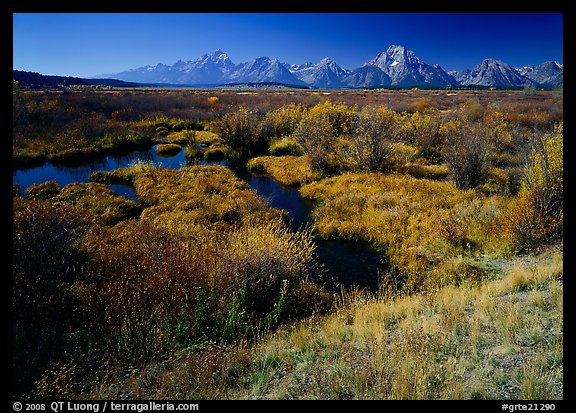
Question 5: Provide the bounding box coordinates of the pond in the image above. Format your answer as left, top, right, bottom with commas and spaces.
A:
13, 144, 387, 290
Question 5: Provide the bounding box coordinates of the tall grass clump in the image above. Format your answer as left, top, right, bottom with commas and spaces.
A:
220, 221, 328, 319
155, 143, 182, 155
268, 136, 304, 156
247, 156, 322, 186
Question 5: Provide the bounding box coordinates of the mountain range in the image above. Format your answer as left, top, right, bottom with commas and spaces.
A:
96, 45, 563, 89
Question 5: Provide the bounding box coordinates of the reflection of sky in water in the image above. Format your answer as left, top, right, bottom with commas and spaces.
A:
13, 145, 189, 195
107, 184, 138, 201
246, 174, 313, 231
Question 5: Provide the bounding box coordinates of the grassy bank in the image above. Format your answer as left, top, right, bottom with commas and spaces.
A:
85, 245, 562, 400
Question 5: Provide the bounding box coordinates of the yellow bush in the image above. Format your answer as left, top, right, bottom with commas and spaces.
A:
506, 123, 563, 252
264, 103, 306, 137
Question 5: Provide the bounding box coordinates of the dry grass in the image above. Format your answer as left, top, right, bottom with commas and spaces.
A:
25, 180, 142, 225
247, 156, 323, 186
394, 161, 449, 181
86, 246, 562, 400
300, 172, 514, 291
244, 245, 563, 400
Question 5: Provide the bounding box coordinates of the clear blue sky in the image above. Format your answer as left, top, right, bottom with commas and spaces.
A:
13, 13, 563, 78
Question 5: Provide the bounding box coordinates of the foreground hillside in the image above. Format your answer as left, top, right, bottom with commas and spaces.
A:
87, 246, 562, 400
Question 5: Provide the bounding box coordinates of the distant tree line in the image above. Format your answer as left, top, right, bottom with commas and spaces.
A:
13, 70, 142, 89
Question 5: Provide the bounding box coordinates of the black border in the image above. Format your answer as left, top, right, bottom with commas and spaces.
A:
5, 2, 571, 407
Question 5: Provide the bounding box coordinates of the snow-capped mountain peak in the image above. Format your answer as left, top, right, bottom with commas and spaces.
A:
362, 45, 455, 87
386, 44, 424, 66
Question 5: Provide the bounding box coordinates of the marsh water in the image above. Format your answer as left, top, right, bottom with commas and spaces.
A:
13, 144, 387, 290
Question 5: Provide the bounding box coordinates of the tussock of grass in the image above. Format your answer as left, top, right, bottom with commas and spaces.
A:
92, 162, 288, 233
195, 130, 224, 146
247, 156, 323, 186
25, 181, 142, 225
165, 130, 198, 145
155, 143, 182, 155
14, 148, 48, 168
25, 180, 63, 201
58, 182, 142, 225
128, 164, 283, 233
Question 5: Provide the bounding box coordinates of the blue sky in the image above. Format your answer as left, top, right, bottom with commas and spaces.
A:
13, 13, 563, 78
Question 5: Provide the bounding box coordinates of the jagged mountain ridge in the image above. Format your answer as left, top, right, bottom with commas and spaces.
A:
228, 57, 306, 85
515, 61, 563, 87
450, 58, 532, 87
97, 46, 563, 88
